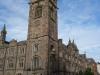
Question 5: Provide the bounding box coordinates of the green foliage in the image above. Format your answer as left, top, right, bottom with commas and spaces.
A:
83, 68, 94, 75
79, 70, 83, 75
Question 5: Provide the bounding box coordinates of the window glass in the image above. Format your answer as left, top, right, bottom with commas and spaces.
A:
18, 59, 24, 68
7, 49, 15, 56
7, 59, 14, 69
33, 57, 39, 68
19, 48, 25, 55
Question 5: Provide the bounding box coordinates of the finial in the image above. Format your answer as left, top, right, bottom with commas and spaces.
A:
68, 38, 71, 44
2, 24, 6, 32
72, 39, 74, 44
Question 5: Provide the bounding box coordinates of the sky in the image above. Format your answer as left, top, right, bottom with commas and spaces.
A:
0, 0, 100, 62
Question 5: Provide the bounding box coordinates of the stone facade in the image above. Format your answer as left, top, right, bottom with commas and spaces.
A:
58, 39, 88, 75
0, 0, 93, 75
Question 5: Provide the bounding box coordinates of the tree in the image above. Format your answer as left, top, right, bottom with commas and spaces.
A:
83, 68, 94, 75
79, 70, 83, 75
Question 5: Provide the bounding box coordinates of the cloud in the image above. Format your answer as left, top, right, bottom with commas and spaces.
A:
6, 17, 28, 41
0, 0, 100, 62
0, 0, 29, 41
58, 0, 100, 62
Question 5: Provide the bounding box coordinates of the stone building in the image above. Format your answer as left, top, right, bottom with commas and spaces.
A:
87, 58, 98, 75
58, 39, 88, 75
0, 0, 92, 75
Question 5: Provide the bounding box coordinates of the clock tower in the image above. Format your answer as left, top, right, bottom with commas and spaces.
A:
28, 0, 58, 40
26, 0, 58, 75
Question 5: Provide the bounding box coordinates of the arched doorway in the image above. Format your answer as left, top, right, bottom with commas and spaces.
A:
16, 73, 23, 75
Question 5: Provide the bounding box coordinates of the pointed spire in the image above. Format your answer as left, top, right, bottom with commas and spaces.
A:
2, 24, 6, 32
68, 38, 71, 44
72, 39, 74, 44
1, 24, 7, 36
84, 51, 86, 57
1, 24, 7, 43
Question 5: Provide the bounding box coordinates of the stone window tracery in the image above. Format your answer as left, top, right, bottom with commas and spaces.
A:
32, 44, 39, 53
7, 49, 15, 56
33, 57, 39, 68
35, 6, 42, 18
50, 54, 57, 71
18, 59, 24, 68
7, 59, 14, 69
19, 48, 25, 55
0, 60, 3, 70
0, 50, 5, 57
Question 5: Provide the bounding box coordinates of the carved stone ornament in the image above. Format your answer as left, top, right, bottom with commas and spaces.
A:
34, 20, 40, 27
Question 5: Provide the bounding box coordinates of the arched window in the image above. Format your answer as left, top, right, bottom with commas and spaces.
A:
0, 60, 3, 70
7, 49, 15, 56
18, 59, 24, 68
59, 61, 64, 71
33, 57, 39, 68
50, 45, 54, 51
35, 6, 42, 18
32, 44, 39, 53
19, 47, 25, 55
7, 59, 14, 69
50, 54, 56, 70
50, 45, 55, 51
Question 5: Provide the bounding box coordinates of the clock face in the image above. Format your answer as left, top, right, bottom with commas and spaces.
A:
34, 20, 40, 27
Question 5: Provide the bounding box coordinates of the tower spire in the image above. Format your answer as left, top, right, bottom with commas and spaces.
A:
2, 24, 6, 32
1, 24, 7, 43
72, 39, 74, 44
68, 38, 71, 44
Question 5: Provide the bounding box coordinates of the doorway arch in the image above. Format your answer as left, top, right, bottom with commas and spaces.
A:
16, 73, 23, 75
